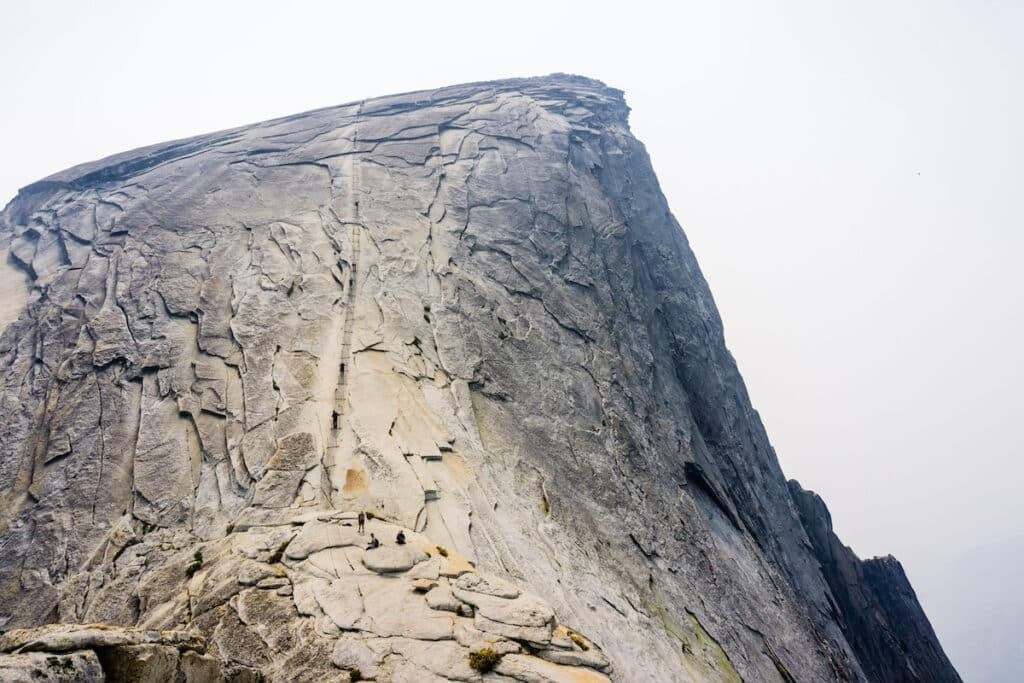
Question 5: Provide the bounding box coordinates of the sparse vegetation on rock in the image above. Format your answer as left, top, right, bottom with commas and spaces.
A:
468, 648, 502, 672
185, 550, 203, 577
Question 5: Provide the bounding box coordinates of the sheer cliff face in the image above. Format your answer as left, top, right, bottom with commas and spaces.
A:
0, 75, 959, 682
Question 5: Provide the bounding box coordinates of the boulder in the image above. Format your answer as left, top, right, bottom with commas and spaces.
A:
537, 645, 610, 671
424, 582, 466, 615
285, 522, 362, 560
362, 546, 428, 574
408, 559, 441, 581
454, 621, 521, 655
454, 572, 520, 599
237, 560, 280, 586
256, 576, 290, 589
331, 637, 386, 679
474, 614, 553, 647
452, 586, 555, 628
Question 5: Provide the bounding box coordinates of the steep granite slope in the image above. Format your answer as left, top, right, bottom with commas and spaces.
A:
0, 75, 959, 682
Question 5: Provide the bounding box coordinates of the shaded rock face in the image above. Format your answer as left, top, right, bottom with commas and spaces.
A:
0, 74, 958, 682
788, 481, 960, 682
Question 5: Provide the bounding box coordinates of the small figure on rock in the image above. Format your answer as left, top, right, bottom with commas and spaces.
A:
357, 511, 366, 534
366, 533, 379, 550
396, 530, 406, 545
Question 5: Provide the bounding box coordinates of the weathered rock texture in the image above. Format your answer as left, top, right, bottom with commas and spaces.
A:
0, 74, 959, 682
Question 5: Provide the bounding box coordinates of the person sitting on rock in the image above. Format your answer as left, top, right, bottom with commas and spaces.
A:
366, 533, 379, 550
357, 511, 365, 534
396, 530, 406, 545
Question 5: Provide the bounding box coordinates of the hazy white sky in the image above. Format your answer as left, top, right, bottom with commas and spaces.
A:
2, 1, 1021, 678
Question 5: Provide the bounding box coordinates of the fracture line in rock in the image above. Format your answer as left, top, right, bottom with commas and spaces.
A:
323, 109, 363, 507
333, 222, 360, 430
321, 223, 358, 509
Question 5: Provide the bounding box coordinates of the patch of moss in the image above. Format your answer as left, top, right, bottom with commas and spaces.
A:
468, 648, 501, 672
685, 609, 742, 682
646, 594, 741, 682
348, 668, 363, 682
435, 545, 449, 557
185, 550, 204, 577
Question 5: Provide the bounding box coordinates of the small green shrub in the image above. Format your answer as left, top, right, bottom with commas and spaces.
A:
468, 648, 501, 672
348, 668, 363, 682
185, 550, 203, 577
365, 511, 375, 520
569, 632, 590, 651
225, 523, 235, 534
435, 545, 449, 557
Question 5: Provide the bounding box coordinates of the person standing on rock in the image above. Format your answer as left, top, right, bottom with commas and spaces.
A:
357, 511, 366, 534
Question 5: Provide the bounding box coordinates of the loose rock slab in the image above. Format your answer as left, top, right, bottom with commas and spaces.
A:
362, 546, 429, 574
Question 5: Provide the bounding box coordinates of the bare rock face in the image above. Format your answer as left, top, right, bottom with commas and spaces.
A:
0, 74, 959, 681
788, 480, 959, 682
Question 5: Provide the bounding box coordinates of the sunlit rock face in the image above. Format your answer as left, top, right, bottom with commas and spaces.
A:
0, 75, 959, 682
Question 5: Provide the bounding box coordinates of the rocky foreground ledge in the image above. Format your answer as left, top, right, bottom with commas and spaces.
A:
0, 512, 609, 681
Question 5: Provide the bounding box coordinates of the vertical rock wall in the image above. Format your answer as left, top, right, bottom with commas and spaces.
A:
0, 75, 959, 682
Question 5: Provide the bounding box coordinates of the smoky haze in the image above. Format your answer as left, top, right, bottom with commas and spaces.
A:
1, 1, 1020, 679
